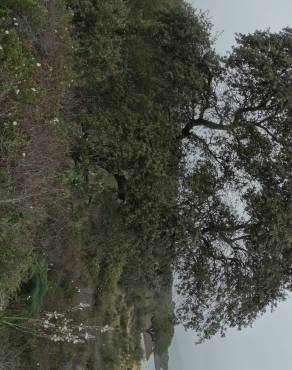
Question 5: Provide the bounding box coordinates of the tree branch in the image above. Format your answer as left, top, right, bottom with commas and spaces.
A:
188, 133, 227, 169
181, 117, 229, 138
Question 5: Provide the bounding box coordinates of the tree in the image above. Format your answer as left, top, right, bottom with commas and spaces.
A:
176, 28, 292, 340
180, 28, 292, 179
68, 1, 292, 341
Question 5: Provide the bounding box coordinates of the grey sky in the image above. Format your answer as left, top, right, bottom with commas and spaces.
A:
142, 1, 292, 369
192, 0, 292, 55
143, 298, 292, 370
168, 298, 292, 370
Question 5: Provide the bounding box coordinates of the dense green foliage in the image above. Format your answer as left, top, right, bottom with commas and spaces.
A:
1, 1, 292, 366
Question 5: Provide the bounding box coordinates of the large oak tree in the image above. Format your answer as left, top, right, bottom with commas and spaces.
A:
177, 27, 292, 340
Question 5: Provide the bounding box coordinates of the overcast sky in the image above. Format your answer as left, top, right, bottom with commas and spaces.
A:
142, 1, 292, 369
192, 0, 292, 55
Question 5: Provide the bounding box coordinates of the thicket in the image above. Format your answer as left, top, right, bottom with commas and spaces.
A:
0, 0, 184, 367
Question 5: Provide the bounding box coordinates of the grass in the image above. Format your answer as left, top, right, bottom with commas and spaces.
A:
0, 0, 74, 305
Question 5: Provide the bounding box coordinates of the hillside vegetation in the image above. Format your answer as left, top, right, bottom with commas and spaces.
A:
2, 0, 292, 359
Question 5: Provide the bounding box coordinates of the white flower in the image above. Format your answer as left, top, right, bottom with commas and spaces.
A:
79, 302, 90, 308
13, 17, 17, 21
5, 30, 9, 35
36, 63, 41, 67
61, 325, 69, 333
14, 22, 19, 27
53, 311, 64, 319
0, 45, 3, 50
22, 152, 26, 158
75, 302, 90, 310
42, 320, 51, 329
51, 334, 62, 342
15, 89, 20, 95
74, 338, 84, 344
101, 324, 112, 333
12, 121, 17, 126
84, 332, 95, 340
31, 87, 37, 92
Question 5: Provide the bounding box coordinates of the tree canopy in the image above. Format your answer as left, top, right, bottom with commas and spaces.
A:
176, 27, 292, 340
